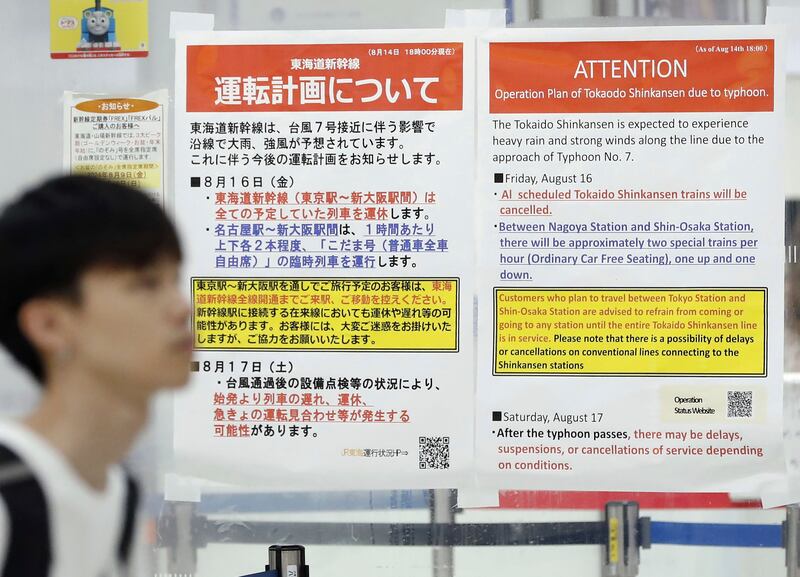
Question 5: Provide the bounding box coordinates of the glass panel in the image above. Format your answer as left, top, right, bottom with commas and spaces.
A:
5, 2, 799, 577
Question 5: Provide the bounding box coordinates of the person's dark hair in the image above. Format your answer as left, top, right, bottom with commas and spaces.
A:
0, 175, 182, 383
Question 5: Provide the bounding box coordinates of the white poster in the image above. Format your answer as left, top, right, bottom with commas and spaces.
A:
475, 26, 785, 491
173, 31, 475, 489
64, 90, 167, 206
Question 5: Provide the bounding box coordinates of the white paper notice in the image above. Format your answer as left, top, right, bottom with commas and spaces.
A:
63, 90, 167, 206
475, 26, 785, 492
173, 31, 475, 489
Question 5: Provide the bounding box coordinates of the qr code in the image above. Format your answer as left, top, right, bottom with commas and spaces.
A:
727, 391, 753, 418
419, 436, 450, 470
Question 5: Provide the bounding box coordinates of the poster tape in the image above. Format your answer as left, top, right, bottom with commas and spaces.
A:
457, 488, 501, 509
766, 6, 800, 74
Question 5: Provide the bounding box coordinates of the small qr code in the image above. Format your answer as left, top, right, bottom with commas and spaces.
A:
419, 436, 450, 470
727, 391, 753, 418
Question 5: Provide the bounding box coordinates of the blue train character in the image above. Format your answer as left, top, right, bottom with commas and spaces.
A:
78, 0, 120, 51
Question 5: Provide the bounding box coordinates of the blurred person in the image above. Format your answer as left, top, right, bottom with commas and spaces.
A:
0, 175, 192, 577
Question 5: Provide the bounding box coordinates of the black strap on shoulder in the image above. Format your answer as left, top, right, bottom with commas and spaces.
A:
0, 444, 52, 577
117, 473, 139, 565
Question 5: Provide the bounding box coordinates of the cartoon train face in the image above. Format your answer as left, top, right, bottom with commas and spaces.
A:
85, 9, 110, 38
78, 0, 120, 51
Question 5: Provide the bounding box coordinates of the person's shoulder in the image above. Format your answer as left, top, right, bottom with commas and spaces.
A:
0, 421, 39, 481
0, 419, 133, 507
0, 440, 45, 505
0, 435, 52, 577
0, 420, 58, 480
0, 427, 48, 518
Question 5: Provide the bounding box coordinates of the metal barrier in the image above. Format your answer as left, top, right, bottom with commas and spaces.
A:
156, 499, 800, 577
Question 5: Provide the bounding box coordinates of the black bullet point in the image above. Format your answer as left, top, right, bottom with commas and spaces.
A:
492, 411, 502, 422
190, 361, 200, 372
190, 177, 201, 187
494, 173, 503, 183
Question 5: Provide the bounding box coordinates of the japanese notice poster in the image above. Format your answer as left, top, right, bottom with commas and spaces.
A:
51, 0, 148, 59
173, 31, 475, 489
475, 26, 785, 491
64, 90, 166, 206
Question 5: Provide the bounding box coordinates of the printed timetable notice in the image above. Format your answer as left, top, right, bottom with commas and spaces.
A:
475, 27, 785, 491
173, 30, 476, 490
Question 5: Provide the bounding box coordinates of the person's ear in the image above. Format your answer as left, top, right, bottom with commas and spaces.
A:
17, 298, 78, 361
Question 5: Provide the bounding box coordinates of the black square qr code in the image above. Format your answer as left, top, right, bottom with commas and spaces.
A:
727, 391, 753, 418
419, 436, 450, 469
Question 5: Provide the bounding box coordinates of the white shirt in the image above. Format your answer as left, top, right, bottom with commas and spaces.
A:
0, 419, 134, 577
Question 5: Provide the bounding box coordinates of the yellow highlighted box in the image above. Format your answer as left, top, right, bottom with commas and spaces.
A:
193, 277, 459, 351
494, 288, 766, 376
